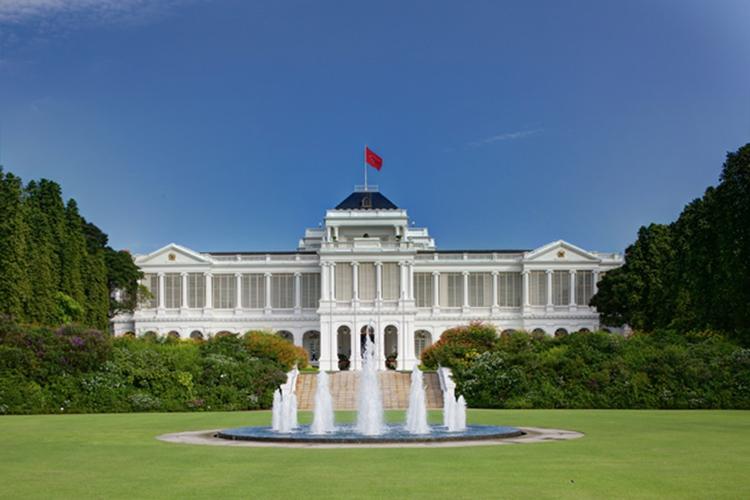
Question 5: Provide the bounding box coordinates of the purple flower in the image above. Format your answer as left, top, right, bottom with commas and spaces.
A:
70, 336, 85, 347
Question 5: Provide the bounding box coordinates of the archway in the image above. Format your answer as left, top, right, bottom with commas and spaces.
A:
167, 330, 180, 339
303, 330, 320, 366
500, 329, 516, 338
122, 331, 135, 338
337, 326, 351, 370
360, 325, 375, 356
277, 330, 294, 343
142, 331, 158, 341
384, 325, 398, 369
189, 330, 204, 341
414, 330, 432, 358
531, 328, 546, 339
578, 328, 591, 334
554, 328, 568, 338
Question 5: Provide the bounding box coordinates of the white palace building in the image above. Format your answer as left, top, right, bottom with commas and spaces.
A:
112, 188, 624, 371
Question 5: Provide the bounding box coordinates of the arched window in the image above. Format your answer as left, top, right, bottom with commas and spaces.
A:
384, 325, 398, 370
277, 330, 294, 343
578, 328, 591, 334
303, 330, 320, 365
122, 331, 135, 338
142, 331, 158, 340
189, 330, 204, 340
500, 329, 516, 338
167, 331, 180, 339
360, 325, 375, 355
337, 326, 351, 370
531, 328, 546, 338
414, 330, 432, 358
554, 328, 568, 338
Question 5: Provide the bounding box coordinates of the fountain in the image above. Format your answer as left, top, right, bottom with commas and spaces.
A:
356, 334, 384, 435
310, 370, 335, 434
405, 366, 430, 434
217, 348, 522, 444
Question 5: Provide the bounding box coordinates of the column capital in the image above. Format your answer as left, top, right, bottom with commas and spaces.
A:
234, 272, 242, 278
521, 269, 530, 276
569, 269, 577, 275
432, 271, 440, 277
264, 272, 272, 278
180, 271, 188, 277
374, 261, 383, 267
462, 270, 470, 277
157, 271, 165, 277
204, 271, 212, 278
545, 269, 554, 275
350, 261, 359, 268
491, 270, 499, 276
293, 271, 302, 278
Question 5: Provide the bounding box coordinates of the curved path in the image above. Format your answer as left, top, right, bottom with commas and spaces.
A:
157, 427, 583, 449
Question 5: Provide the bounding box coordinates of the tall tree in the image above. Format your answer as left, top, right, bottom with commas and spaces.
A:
0, 169, 31, 320
60, 199, 87, 308
23, 181, 58, 324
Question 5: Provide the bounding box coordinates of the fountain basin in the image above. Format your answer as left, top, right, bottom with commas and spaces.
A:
216, 424, 523, 444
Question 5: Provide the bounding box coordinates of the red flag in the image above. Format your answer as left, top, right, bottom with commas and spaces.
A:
365, 147, 383, 171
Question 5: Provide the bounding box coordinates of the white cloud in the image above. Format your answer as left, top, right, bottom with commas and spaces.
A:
0, 0, 186, 25
467, 128, 542, 148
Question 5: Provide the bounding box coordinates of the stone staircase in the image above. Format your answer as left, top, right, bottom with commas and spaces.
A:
296, 371, 443, 410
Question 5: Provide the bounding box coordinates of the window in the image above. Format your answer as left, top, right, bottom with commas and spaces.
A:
300, 273, 320, 308
414, 273, 433, 307
576, 271, 594, 306
497, 272, 521, 307
468, 273, 492, 307
358, 263, 376, 300
212, 274, 236, 309
335, 264, 352, 301
439, 272, 463, 307
529, 271, 547, 306
414, 330, 432, 357
382, 263, 400, 300
271, 273, 294, 309
187, 273, 205, 308
143, 274, 158, 308
552, 271, 570, 306
241, 274, 265, 309
164, 273, 181, 308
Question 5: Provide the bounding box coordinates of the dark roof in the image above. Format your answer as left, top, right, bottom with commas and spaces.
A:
335, 191, 398, 210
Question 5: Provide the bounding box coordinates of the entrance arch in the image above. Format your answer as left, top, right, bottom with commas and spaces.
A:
337, 326, 351, 370
384, 325, 398, 370
303, 330, 320, 366
189, 330, 204, 340
360, 325, 375, 356
277, 330, 294, 343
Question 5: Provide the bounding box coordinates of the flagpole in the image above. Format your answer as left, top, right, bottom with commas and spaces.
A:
364, 144, 368, 192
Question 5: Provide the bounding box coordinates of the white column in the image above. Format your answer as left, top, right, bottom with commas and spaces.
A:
320, 262, 329, 302
329, 262, 336, 301
522, 270, 530, 307
294, 272, 302, 313
569, 270, 577, 308
399, 262, 408, 299
462, 271, 470, 310
234, 272, 242, 312
157, 272, 165, 311
204, 272, 213, 310
351, 262, 359, 302
546, 269, 553, 309
432, 271, 440, 312
491, 271, 499, 313
375, 261, 383, 301
264, 272, 272, 314
180, 272, 188, 310
407, 262, 414, 300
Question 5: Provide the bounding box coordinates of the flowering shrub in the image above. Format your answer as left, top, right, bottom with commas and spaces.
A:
243, 331, 308, 370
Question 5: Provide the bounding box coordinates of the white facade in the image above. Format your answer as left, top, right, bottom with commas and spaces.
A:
112, 188, 623, 371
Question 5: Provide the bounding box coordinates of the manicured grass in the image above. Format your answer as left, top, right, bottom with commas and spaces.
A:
0, 410, 748, 499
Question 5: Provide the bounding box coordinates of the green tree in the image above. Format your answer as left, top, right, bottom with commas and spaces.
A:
22, 181, 58, 324
0, 169, 31, 320
60, 199, 87, 308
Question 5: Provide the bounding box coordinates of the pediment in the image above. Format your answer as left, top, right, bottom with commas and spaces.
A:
524, 240, 599, 263
135, 244, 211, 265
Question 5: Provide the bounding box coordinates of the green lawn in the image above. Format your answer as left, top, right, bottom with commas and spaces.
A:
0, 410, 748, 499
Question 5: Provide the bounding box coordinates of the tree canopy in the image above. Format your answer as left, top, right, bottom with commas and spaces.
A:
592, 143, 750, 344
0, 167, 142, 330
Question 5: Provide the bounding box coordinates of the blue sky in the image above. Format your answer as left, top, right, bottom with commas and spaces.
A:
1, 0, 749, 254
